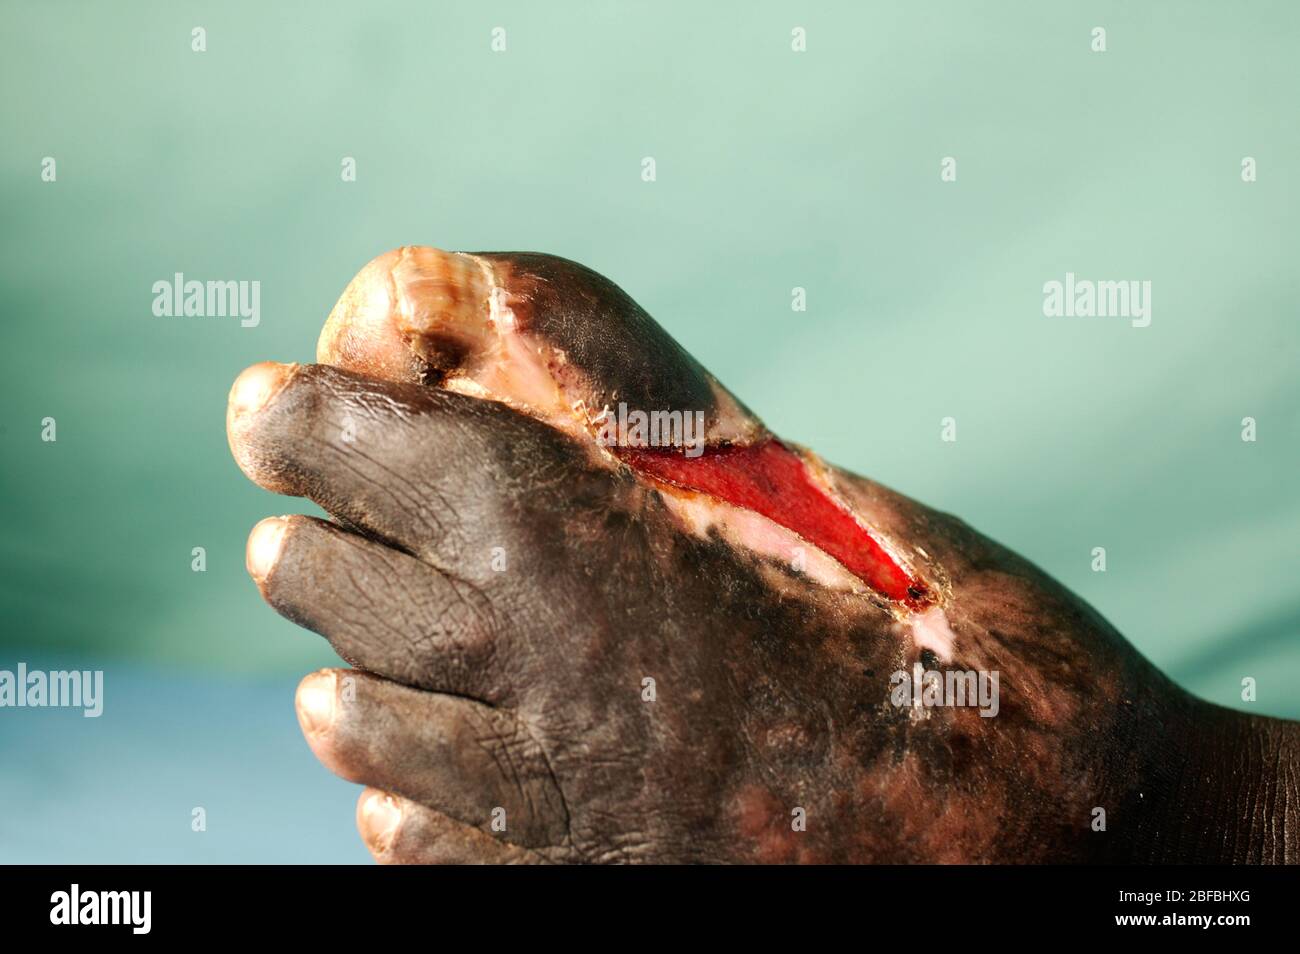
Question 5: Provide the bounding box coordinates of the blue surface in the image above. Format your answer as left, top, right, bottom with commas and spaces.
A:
0, 658, 370, 864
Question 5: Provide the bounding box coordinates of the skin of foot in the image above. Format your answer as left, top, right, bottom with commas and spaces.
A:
227, 247, 1298, 864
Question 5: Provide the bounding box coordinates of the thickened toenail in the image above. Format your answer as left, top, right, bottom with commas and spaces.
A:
360, 791, 402, 853
229, 361, 294, 420
246, 517, 288, 584
296, 672, 337, 736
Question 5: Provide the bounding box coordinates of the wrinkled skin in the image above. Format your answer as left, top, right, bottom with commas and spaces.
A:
227, 249, 1298, 863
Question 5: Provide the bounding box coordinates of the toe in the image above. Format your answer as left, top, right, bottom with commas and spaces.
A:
356, 788, 547, 864
316, 247, 765, 446
297, 669, 570, 849
226, 360, 589, 572
254, 515, 507, 700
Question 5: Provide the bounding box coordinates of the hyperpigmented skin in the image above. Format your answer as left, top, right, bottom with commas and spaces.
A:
319, 246, 934, 615
231, 245, 1300, 863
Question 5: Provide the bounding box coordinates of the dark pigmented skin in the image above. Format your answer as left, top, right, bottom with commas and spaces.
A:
474, 252, 738, 428
230, 250, 1300, 864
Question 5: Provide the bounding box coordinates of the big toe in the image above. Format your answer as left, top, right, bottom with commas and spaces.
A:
316, 245, 763, 445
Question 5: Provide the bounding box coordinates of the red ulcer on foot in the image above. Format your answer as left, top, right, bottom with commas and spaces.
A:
617, 438, 931, 608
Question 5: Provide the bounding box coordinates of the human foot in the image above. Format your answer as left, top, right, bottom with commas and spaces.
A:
228, 247, 1299, 863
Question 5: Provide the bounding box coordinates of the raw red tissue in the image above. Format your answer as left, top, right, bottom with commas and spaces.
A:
618, 439, 930, 608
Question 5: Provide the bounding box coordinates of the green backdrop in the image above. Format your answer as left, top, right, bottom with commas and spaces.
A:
3, 0, 1297, 722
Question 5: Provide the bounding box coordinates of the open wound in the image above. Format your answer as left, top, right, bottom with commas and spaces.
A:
617, 439, 931, 609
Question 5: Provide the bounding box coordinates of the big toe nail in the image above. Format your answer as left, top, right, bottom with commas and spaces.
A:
317, 246, 492, 385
